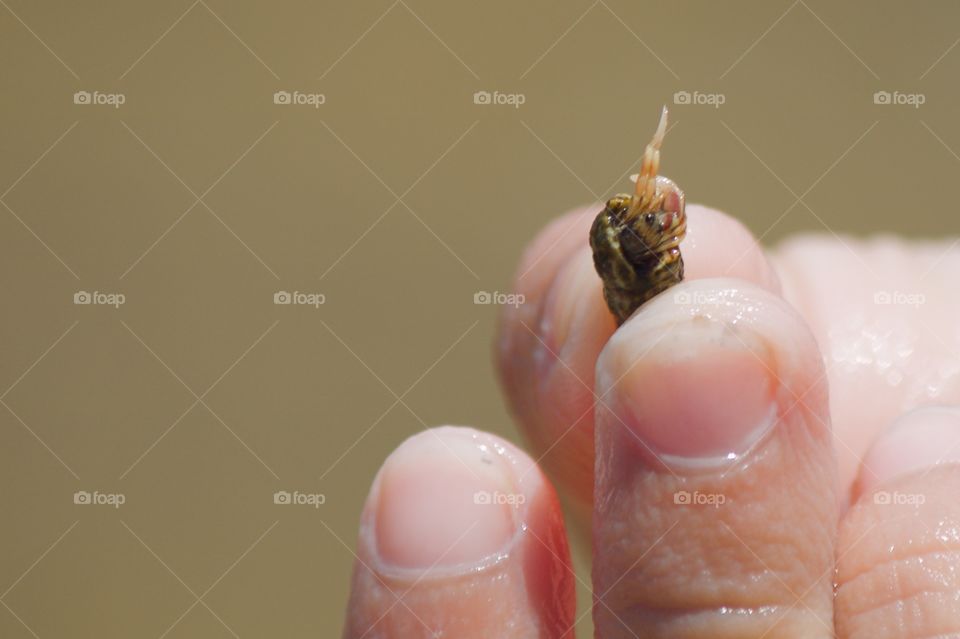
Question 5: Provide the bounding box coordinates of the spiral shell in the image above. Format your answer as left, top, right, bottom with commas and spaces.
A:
589, 107, 687, 325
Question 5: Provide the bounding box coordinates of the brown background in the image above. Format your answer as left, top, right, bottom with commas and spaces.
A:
1, 1, 958, 637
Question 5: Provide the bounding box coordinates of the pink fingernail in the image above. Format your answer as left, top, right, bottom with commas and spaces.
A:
374, 428, 520, 569
536, 249, 602, 379
859, 406, 960, 495
597, 319, 778, 467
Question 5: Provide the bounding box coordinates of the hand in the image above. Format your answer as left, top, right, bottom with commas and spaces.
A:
341, 204, 960, 638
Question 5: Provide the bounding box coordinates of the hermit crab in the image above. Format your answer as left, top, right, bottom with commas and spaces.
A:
589, 107, 687, 325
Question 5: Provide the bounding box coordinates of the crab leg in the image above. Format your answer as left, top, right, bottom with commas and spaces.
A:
625, 106, 668, 221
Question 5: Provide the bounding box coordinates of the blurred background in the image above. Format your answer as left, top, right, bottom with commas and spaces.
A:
1, 1, 958, 636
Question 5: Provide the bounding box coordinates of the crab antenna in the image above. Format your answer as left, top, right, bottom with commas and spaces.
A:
626, 106, 669, 219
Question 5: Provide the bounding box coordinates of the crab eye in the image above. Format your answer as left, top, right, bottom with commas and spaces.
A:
644, 213, 656, 225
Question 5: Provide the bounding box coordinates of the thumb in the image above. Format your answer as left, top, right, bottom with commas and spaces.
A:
592, 279, 837, 638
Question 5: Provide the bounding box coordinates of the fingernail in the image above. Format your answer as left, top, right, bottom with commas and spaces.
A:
597, 317, 778, 467
859, 406, 960, 495
537, 249, 614, 379
536, 251, 590, 372
375, 428, 520, 569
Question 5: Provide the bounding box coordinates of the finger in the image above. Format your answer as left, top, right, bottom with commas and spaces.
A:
496, 205, 603, 518
772, 236, 960, 501
342, 426, 575, 639
836, 407, 960, 639
592, 279, 836, 638
496, 204, 780, 518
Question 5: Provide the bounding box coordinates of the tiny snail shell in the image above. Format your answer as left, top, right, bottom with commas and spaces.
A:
589, 107, 687, 325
